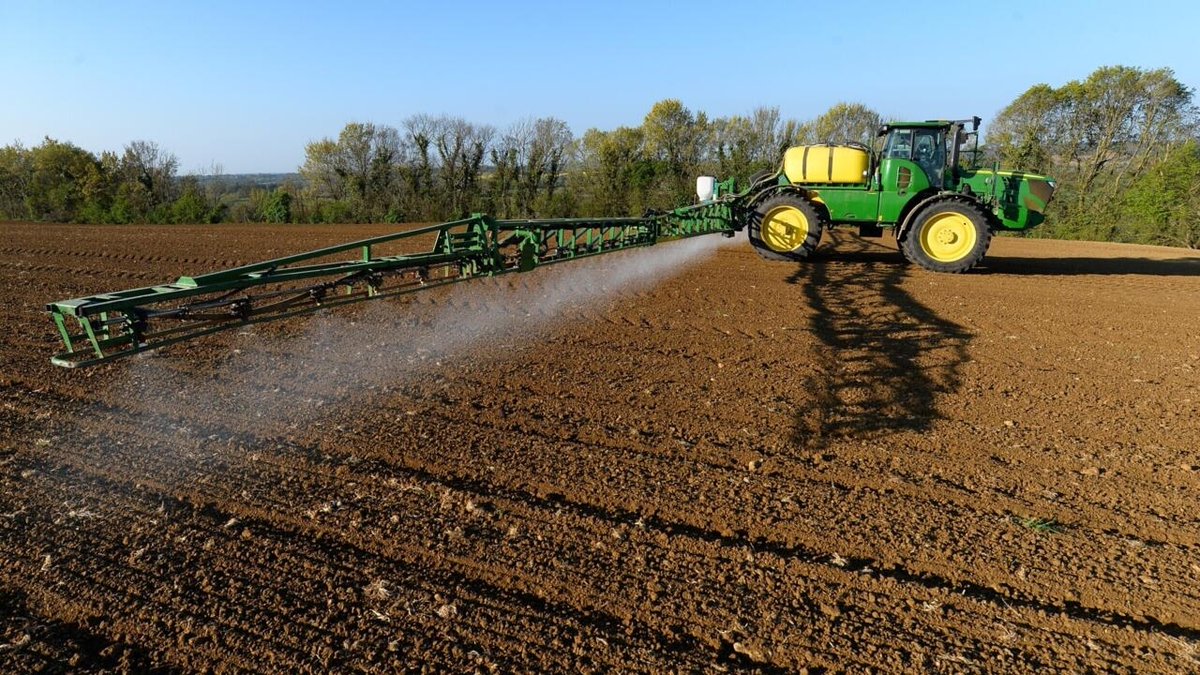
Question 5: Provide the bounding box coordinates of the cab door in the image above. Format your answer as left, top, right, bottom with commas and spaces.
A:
877, 128, 934, 223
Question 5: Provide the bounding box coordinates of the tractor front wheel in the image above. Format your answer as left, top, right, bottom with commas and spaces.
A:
901, 201, 992, 273
748, 194, 825, 262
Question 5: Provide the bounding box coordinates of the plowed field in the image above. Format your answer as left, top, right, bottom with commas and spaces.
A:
2, 222, 1199, 673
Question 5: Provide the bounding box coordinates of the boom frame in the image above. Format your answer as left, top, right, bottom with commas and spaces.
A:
47, 201, 739, 368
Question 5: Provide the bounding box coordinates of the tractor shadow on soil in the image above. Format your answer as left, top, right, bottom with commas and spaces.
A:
0, 586, 162, 673
981, 255, 1200, 277
785, 231, 972, 449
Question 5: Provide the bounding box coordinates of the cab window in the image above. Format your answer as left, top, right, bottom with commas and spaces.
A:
884, 129, 912, 158
912, 129, 945, 186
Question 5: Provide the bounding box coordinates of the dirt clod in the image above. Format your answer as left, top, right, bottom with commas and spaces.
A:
436, 604, 458, 620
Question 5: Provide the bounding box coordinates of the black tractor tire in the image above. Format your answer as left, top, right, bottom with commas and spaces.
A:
747, 193, 825, 262
900, 200, 992, 273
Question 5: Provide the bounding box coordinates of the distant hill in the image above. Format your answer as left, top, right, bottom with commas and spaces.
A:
193, 173, 304, 189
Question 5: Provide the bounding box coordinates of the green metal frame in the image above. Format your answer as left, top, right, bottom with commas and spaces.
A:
47, 199, 740, 368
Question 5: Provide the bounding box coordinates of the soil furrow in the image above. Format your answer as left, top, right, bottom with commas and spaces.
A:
4, 223, 1200, 672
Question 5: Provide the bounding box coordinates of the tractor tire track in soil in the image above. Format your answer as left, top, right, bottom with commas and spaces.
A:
2, 222, 1200, 672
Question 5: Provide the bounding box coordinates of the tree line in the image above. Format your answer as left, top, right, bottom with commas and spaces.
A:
1, 65, 1196, 248
0, 101, 883, 226
989, 66, 1199, 248
288, 101, 883, 224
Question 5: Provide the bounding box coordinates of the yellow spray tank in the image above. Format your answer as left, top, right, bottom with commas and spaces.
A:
782, 144, 870, 184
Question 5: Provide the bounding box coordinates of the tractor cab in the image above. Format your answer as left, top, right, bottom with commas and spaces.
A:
876, 117, 981, 190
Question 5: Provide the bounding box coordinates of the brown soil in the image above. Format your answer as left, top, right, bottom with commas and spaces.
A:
2, 222, 1199, 673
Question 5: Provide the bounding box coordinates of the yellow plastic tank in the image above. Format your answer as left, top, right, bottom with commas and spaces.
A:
783, 144, 870, 184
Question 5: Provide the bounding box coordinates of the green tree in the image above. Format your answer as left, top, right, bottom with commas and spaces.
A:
26, 137, 101, 221
990, 66, 1198, 241
169, 180, 214, 224
117, 140, 179, 221
489, 117, 572, 217
433, 117, 493, 218
987, 84, 1060, 173
0, 142, 33, 220
78, 151, 121, 222
262, 188, 293, 224
300, 122, 403, 222
709, 106, 800, 181
642, 99, 709, 206
799, 102, 883, 147
398, 115, 436, 220
1117, 140, 1200, 248
575, 126, 650, 217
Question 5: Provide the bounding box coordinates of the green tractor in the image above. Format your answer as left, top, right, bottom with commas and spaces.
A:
45, 117, 1056, 367
721, 117, 1056, 273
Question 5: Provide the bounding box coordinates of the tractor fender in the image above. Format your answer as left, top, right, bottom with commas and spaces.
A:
896, 192, 991, 242
749, 185, 831, 222
748, 184, 799, 208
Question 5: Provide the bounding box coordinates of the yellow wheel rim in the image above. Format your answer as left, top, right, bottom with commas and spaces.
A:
761, 206, 809, 252
919, 212, 978, 263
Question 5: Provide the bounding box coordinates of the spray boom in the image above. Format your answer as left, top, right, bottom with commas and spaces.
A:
47, 203, 743, 368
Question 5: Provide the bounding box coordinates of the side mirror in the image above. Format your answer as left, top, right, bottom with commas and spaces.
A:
972, 116, 981, 132
877, 124, 890, 137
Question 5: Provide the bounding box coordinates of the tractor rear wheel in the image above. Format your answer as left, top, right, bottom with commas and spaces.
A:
901, 200, 992, 273
748, 194, 825, 262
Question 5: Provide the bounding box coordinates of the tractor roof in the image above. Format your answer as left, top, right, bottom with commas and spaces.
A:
880, 118, 982, 134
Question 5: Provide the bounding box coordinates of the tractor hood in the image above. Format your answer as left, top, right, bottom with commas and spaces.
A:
960, 169, 1056, 231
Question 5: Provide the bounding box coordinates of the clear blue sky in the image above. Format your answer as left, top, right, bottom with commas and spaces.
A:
2, 0, 1196, 174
